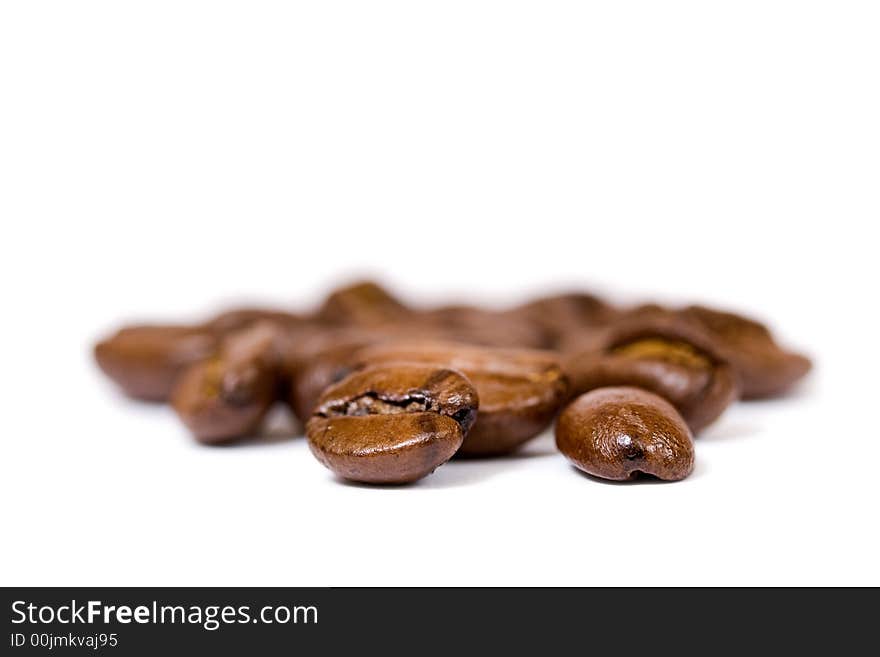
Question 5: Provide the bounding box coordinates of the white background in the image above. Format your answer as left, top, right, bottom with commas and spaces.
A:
2, 1, 878, 586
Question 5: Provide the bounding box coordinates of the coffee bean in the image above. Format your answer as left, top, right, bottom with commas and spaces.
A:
355, 340, 568, 455
316, 280, 412, 327
556, 387, 695, 481
94, 324, 218, 401
681, 305, 812, 399
565, 314, 738, 433
171, 322, 280, 444
513, 292, 619, 348
306, 364, 478, 483
205, 307, 303, 333
281, 320, 504, 423
414, 305, 549, 349
283, 327, 385, 423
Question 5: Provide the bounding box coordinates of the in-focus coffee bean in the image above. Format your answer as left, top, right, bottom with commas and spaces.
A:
556, 386, 695, 481
306, 364, 478, 483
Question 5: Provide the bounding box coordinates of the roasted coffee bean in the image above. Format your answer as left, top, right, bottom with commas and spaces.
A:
414, 305, 548, 349
556, 387, 695, 481
171, 322, 280, 444
681, 305, 812, 399
283, 328, 385, 423
513, 292, 618, 348
356, 340, 568, 455
306, 364, 479, 484
557, 302, 676, 353
94, 325, 219, 401
315, 280, 412, 327
205, 307, 302, 333
565, 315, 738, 433
281, 320, 488, 422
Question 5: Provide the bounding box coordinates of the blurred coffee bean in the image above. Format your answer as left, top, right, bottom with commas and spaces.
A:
415, 305, 548, 349
565, 314, 738, 433
681, 305, 812, 399
282, 327, 387, 423
281, 318, 516, 422
316, 280, 412, 327
171, 322, 280, 444
205, 307, 303, 333
512, 292, 618, 348
356, 340, 568, 455
94, 325, 218, 401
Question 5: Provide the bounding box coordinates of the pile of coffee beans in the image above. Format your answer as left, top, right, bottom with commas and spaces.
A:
94, 281, 811, 484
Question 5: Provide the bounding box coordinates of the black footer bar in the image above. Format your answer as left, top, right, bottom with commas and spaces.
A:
2, 587, 874, 654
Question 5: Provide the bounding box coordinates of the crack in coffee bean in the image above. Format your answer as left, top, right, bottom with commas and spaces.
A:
317, 392, 437, 418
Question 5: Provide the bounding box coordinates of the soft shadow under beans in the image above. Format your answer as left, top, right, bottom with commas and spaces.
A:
420, 460, 528, 489
331, 463, 497, 490
425, 448, 560, 488
335, 444, 559, 490
334, 465, 496, 490
204, 432, 303, 448
698, 421, 761, 443
452, 445, 557, 461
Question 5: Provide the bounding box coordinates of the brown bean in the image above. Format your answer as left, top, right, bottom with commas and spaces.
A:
512, 291, 619, 348
94, 325, 218, 401
681, 305, 811, 399
171, 322, 279, 444
306, 364, 478, 484
204, 307, 303, 333
556, 387, 695, 481
565, 314, 738, 433
355, 340, 568, 455
315, 280, 412, 327
280, 319, 504, 423
280, 327, 394, 423
413, 305, 549, 349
